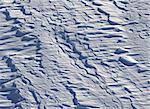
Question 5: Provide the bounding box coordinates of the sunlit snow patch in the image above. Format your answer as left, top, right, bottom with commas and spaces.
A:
1, 0, 14, 3
119, 55, 138, 66
6, 9, 25, 19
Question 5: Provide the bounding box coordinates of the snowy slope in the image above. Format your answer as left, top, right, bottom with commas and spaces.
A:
0, 0, 150, 109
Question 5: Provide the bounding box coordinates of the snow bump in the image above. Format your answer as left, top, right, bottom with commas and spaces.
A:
119, 55, 138, 66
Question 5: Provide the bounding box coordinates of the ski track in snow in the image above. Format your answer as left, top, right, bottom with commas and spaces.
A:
0, 0, 149, 109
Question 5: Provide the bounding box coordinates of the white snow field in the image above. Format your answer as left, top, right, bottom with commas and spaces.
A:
0, 0, 150, 109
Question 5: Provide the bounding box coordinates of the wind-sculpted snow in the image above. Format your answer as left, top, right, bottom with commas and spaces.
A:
0, 0, 149, 109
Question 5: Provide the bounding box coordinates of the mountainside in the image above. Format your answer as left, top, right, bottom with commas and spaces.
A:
0, 0, 150, 109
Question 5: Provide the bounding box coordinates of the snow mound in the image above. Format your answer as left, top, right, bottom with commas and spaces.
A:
119, 55, 138, 66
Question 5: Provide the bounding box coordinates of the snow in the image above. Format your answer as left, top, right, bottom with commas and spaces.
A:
1, 0, 14, 3
6, 9, 26, 19
114, 48, 128, 54
119, 55, 138, 66
0, 0, 150, 108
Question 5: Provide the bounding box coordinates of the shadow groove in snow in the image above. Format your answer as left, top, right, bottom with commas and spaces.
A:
2, 56, 17, 72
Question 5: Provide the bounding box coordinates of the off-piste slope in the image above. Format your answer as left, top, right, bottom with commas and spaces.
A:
0, 0, 149, 109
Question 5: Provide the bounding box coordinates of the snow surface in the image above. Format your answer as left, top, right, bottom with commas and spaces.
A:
0, 0, 150, 109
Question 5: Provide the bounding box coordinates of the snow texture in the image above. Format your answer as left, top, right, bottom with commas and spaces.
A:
0, 0, 150, 109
